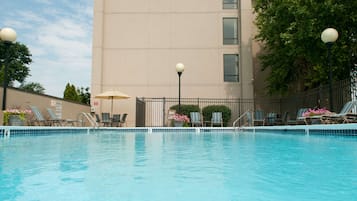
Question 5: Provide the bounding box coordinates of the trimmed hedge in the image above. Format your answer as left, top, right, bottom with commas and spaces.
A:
169, 104, 200, 117
202, 105, 231, 126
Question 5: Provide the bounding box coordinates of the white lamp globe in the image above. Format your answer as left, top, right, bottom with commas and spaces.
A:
321, 28, 338, 44
176, 63, 185, 73
0, 27, 17, 43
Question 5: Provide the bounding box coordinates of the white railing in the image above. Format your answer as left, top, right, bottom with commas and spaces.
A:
232, 110, 252, 128
77, 112, 99, 128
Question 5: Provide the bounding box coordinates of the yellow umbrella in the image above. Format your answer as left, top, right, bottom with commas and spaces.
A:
95, 90, 131, 115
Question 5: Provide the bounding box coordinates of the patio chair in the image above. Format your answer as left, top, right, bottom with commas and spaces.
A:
253, 110, 265, 126
95, 114, 101, 125
101, 112, 111, 127
119, 113, 128, 127
242, 110, 253, 127
263, 112, 278, 126
29, 106, 49, 126
211, 112, 223, 127
112, 114, 121, 127
190, 112, 203, 127
321, 101, 357, 124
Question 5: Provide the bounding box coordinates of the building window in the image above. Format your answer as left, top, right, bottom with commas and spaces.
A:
224, 54, 239, 82
223, 0, 238, 9
223, 18, 238, 45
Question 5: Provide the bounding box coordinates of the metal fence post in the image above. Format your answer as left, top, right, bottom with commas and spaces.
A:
162, 97, 166, 127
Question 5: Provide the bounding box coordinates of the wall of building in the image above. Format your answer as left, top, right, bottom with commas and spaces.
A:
0, 87, 90, 125
92, 0, 256, 126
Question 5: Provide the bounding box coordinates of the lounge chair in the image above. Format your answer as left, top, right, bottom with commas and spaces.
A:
274, 112, 289, 125
29, 106, 49, 126
112, 114, 121, 127
253, 110, 265, 126
101, 112, 111, 127
190, 112, 203, 127
211, 112, 223, 127
119, 113, 128, 127
321, 101, 357, 124
46, 108, 66, 126
287, 108, 309, 125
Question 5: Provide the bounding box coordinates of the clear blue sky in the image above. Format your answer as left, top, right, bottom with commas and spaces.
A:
0, 0, 93, 97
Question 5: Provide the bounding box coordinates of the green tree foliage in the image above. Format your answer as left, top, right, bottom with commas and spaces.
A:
63, 83, 80, 102
77, 87, 91, 105
254, 0, 357, 95
19, 81, 45, 94
0, 42, 32, 86
63, 83, 90, 105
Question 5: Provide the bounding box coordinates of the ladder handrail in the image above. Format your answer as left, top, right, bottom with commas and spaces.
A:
232, 110, 251, 128
77, 112, 99, 128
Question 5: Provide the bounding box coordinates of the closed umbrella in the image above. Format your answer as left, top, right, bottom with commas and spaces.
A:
95, 90, 130, 115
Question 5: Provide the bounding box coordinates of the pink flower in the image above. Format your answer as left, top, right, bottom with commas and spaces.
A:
4, 109, 32, 115
173, 114, 190, 123
303, 108, 331, 117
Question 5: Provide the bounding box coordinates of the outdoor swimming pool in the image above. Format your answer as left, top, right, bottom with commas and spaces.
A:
0, 126, 357, 201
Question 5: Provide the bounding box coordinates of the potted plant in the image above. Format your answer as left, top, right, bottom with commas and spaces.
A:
173, 113, 190, 127
3, 108, 32, 126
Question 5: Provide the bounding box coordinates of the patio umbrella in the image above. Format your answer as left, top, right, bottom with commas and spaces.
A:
95, 90, 131, 115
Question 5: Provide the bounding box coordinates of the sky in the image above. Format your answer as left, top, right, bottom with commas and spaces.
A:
0, 0, 93, 98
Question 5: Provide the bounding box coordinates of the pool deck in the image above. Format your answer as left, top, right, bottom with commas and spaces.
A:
0, 123, 357, 137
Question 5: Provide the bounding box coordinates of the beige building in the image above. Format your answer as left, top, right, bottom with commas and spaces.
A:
91, 0, 258, 126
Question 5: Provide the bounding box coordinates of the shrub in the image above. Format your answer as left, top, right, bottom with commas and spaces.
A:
170, 104, 200, 117
202, 105, 231, 126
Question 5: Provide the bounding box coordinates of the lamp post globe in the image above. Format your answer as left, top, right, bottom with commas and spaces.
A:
0, 27, 17, 43
176, 63, 185, 73
175, 63, 185, 114
0, 27, 17, 112
321, 28, 338, 44
321, 28, 338, 111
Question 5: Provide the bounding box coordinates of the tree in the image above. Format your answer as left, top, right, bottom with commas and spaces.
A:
19, 81, 45, 94
63, 83, 80, 102
254, 0, 357, 95
77, 87, 91, 105
0, 42, 32, 86
63, 83, 90, 104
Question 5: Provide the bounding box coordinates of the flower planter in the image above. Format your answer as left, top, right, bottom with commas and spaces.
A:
8, 115, 25, 126
3, 109, 31, 126
174, 120, 184, 127
172, 113, 189, 127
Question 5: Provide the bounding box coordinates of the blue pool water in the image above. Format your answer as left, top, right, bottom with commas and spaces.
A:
1, 131, 357, 201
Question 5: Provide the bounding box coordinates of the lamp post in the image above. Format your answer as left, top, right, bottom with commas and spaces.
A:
321, 28, 338, 111
175, 63, 185, 113
0, 27, 17, 110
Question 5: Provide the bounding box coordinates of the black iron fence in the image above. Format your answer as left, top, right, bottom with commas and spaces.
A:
136, 79, 355, 127
278, 79, 354, 118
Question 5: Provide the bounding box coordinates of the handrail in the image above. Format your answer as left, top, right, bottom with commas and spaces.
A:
232, 110, 251, 128
77, 112, 99, 128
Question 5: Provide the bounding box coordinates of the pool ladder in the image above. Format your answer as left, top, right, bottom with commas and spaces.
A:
77, 112, 99, 128
232, 110, 252, 130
